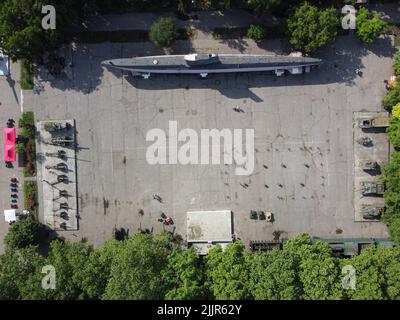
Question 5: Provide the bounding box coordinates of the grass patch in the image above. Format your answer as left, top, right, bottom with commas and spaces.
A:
20, 59, 34, 90
75, 28, 191, 44
24, 181, 38, 218
18, 112, 36, 177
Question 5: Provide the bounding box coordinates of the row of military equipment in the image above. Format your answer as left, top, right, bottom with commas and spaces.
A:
43, 122, 74, 146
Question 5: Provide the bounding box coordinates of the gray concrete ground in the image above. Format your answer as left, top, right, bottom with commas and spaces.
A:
353, 111, 390, 222
81, 8, 282, 33
24, 35, 395, 248
0, 61, 23, 254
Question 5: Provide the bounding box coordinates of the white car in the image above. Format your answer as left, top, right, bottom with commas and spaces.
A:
0, 51, 10, 76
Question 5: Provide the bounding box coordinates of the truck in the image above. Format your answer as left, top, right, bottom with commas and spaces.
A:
357, 117, 389, 129
360, 181, 385, 196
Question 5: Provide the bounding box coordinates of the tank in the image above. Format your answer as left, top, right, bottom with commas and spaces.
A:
361, 205, 384, 220
360, 181, 385, 196
360, 160, 378, 171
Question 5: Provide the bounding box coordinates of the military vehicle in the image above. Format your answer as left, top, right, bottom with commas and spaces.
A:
357, 136, 373, 146
360, 181, 385, 196
57, 175, 68, 183
361, 205, 384, 220
59, 211, 69, 220
44, 122, 71, 132
250, 210, 258, 220
45, 163, 68, 172
59, 190, 69, 198
45, 150, 67, 158
360, 160, 378, 171
60, 203, 69, 210
357, 117, 389, 129
45, 136, 74, 146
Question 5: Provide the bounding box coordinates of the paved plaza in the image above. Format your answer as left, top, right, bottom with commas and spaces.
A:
24, 36, 395, 247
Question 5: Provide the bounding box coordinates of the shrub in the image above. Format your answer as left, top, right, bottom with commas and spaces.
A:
394, 51, 400, 77
4, 217, 41, 250
247, 24, 266, 42
383, 86, 400, 111
20, 59, 34, 90
356, 8, 386, 44
149, 17, 178, 48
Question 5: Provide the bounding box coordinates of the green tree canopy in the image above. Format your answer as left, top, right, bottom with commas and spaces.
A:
79, 239, 124, 299
204, 242, 251, 300
0, 246, 40, 300
343, 245, 400, 300
284, 234, 343, 300
248, 249, 301, 299
247, 24, 266, 42
103, 232, 172, 300
0, 0, 83, 61
163, 247, 205, 300
149, 17, 178, 48
286, 2, 339, 53
387, 118, 400, 149
356, 8, 386, 44
383, 85, 400, 111
4, 217, 41, 251
20, 240, 91, 299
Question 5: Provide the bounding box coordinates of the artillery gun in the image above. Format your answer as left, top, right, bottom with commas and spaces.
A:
45, 162, 68, 172
360, 181, 385, 196
360, 160, 378, 171
361, 205, 384, 220
56, 175, 68, 183
357, 136, 373, 147
45, 150, 66, 158
44, 122, 71, 132
44, 136, 74, 146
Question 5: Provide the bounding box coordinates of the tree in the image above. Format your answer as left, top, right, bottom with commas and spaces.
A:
20, 240, 92, 299
247, 24, 266, 42
103, 232, 172, 300
0, 246, 40, 300
163, 247, 205, 300
149, 17, 178, 48
394, 51, 400, 77
246, 0, 270, 16
4, 217, 41, 251
284, 234, 343, 300
0, 0, 87, 61
248, 249, 301, 300
387, 118, 400, 149
79, 239, 124, 299
286, 2, 339, 53
356, 8, 386, 44
204, 242, 251, 300
383, 85, 400, 111
343, 245, 400, 300
382, 152, 400, 244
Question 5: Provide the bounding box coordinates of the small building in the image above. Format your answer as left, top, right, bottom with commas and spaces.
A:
186, 210, 233, 255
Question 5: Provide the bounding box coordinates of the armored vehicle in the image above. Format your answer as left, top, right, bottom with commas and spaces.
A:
361, 205, 384, 220
360, 160, 378, 171
360, 181, 385, 196
358, 117, 389, 129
